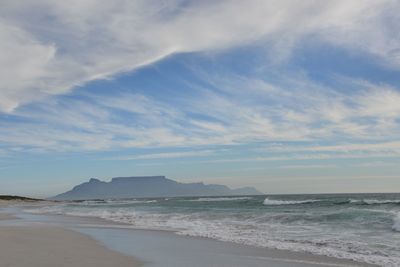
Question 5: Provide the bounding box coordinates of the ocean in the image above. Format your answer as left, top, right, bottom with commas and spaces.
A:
28, 193, 400, 267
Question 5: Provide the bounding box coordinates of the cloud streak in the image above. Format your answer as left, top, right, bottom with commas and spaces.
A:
1, 0, 399, 112
1, 69, 400, 158
106, 150, 215, 160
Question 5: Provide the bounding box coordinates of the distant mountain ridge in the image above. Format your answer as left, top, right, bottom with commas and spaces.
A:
51, 176, 263, 200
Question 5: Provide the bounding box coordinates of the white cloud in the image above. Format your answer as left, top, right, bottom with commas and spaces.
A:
0, 23, 56, 112
0, 0, 399, 112
1, 70, 400, 154
263, 140, 400, 157
277, 164, 337, 169
354, 161, 399, 168
107, 150, 215, 160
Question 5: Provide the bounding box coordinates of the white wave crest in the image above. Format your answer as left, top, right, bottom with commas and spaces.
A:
83, 199, 158, 205
350, 199, 400, 205
187, 197, 253, 202
392, 213, 400, 232
364, 199, 400, 205
263, 198, 318, 205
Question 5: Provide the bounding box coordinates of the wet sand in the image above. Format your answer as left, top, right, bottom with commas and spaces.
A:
0, 212, 17, 220
79, 227, 376, 267
0, 225, 140, 267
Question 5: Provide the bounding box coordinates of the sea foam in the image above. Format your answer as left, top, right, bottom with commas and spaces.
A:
186, 197, 253, 202
263, 198, 318, 205
350, 199, 400, 205
392, 213, 400, 232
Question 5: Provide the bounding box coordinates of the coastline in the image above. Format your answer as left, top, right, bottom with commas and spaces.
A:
0, 201, 378, 267
0, 202, 141, 267
0, 225, 141, 267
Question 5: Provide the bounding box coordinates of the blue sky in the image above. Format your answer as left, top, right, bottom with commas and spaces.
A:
1, 0, 400, 197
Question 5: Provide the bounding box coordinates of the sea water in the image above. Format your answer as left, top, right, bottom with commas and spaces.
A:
27, 193, 400, 266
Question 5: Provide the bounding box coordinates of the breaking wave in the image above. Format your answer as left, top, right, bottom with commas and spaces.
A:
392, 213, 400, 232
350, 199, 400, 205
186, 197, 253, 202
263, 198, 319, 205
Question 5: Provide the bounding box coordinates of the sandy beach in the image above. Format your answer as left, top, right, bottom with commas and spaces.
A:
0, 202, 378, 267
0, 209, 140, 267
0, 212, 16, 220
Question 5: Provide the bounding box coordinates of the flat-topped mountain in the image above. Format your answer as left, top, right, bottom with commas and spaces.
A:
51, 176, 262, 200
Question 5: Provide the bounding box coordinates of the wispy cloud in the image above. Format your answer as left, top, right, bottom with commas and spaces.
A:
263, 140, 400, 155
353, 161, 399, 168
106, 150, 215, 160
1, 69, 400, 155
2, 1, 400, 196
277, 164, 337, 169
196, 153, 400, 165
1, 0, 399, 112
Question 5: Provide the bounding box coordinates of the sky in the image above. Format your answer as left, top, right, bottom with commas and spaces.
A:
1, 0, 400, 197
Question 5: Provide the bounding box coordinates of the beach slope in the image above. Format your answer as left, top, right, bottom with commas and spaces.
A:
0, 225, 139, 267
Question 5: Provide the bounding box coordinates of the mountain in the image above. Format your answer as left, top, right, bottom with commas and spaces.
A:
51, 176, 263, 200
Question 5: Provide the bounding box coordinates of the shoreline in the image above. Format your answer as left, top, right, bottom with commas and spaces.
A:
0, 222, 140, 267
1, 202, 378, 267
0, 226, 141, 267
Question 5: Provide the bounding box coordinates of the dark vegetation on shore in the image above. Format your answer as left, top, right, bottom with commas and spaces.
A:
0, 195, 41, 201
